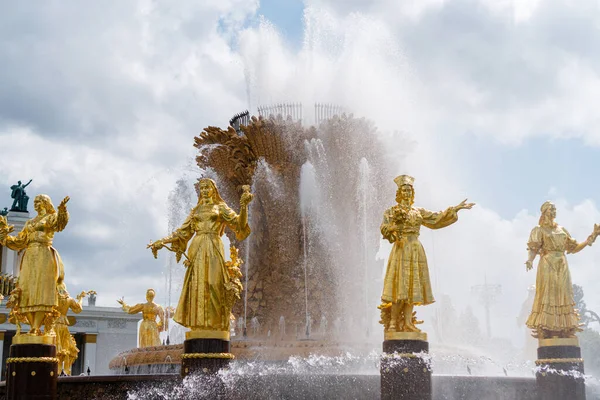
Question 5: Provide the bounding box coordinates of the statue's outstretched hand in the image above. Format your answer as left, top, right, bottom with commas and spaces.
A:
455, 198, 475, 211
525, 261, 533, 271
147, 240, 164, 259
593, 224, 600, 242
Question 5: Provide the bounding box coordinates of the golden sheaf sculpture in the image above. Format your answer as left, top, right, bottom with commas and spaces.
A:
148, 179, 252, 338
0, 194, 70, 339
379, 175, 474, 335
525, 201, 600, 339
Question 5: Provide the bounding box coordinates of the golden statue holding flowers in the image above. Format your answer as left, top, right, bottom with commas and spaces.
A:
379, 175, 474, 337
148, 179, 252, 338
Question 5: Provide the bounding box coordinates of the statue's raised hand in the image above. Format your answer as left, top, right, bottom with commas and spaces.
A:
240, 185, 254, 207
454, 198, 475, 211
588, 223, 600, 245
58, 196, 70, 211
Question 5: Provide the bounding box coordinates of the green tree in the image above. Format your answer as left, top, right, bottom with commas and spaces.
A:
573, 285, 600, 376
574, 284, 600, 328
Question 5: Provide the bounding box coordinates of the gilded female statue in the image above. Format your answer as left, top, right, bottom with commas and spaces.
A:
379, 175, 474, 334
0, 194, 69, 336
525, 201, 600, 339
148, 179, 252, 335
56, 283, 86, 375
117, 289, 165, 347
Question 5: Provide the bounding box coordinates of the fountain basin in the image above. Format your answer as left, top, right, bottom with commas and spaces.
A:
108, 339, 377, 374
0, 374, 559, 399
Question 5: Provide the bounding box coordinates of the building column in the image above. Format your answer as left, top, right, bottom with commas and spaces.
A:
1, 211, 29, 276
83, 333, 97, 375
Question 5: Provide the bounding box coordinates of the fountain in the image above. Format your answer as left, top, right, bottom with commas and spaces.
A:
0, 109, 597, 399
108, 106, 391, 372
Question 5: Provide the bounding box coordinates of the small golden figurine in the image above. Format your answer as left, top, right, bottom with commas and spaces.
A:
55, 283, 86, 375
525, 201, 600, 339
224, 246, 244, 327
0, 194, 70, 339
118, 289, 165, 348
379, 175, 474, 338
148, 179, 252, 338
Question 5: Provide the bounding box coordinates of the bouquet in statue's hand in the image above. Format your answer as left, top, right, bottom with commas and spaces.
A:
240, 185, 253, 207
391, 205, 408, 222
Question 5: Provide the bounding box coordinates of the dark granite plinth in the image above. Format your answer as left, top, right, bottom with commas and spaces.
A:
6, 343, 58, 400
381, 339, 431, 400
536, 345, 585, 400
181, 338, 232, 377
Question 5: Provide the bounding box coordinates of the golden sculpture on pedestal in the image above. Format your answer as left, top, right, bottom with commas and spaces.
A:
525, 201, 600, 339
378, 175, 474, 339
0, 194, 70, 342
118, 289, 165, 348
148, 179, 252, 340
55, 284, 87, 375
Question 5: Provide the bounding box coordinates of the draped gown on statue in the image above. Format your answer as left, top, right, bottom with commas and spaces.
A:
168, 202, 250, 330
526, 225, 581, 334
381, 206, 458, 306
2, 211, 67, 314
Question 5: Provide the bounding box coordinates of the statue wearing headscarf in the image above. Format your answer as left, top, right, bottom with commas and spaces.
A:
148, 179, 252, 334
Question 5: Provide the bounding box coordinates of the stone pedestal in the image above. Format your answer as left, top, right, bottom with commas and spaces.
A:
535, 337, 585, 400
180, 331, 234, 377
6, 337, 58, 400
381, 332, 431, 400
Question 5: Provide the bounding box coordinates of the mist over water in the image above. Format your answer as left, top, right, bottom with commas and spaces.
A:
237, 6, 528, 374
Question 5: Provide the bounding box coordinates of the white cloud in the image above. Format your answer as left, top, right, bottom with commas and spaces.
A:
0, 0, 258, 306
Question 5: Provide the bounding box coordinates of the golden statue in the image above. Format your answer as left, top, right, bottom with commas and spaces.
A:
56, 283, 86, 375
525, 201, 600, 339
379, 175, 474, 336
224, 245, 244, 328
0, 194, 70, 338
148, 179, 252, 338
117, 289, 165, 348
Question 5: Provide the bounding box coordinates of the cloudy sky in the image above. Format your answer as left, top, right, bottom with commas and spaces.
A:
1, 0, 600, 348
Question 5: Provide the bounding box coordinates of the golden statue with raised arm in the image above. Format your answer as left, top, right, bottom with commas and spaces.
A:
379, 175, 474, 337
148, 179, 252, 338
117, 289, 165, 348
55, 283, 86, 375
0, 194, 70, 339
525, 201, 600, 339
